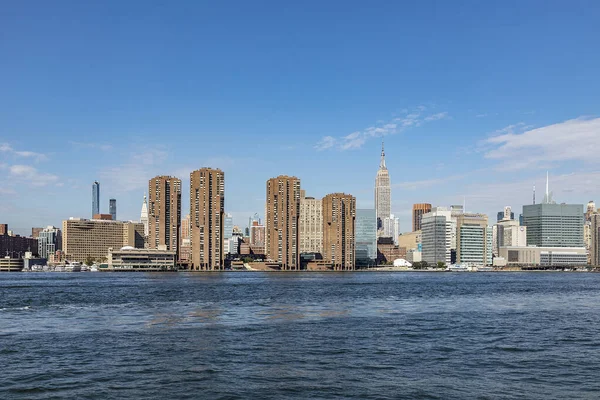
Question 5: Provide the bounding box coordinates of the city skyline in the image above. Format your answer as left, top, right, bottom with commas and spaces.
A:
2, 2, 600, 234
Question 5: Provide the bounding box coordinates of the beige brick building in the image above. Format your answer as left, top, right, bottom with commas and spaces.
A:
190, 168, 225, 270
322, 193, 356, 270
265, 176, 301, 270
148, 176, 181, 258
62, 218, 144, 263
299, 190, 323, 254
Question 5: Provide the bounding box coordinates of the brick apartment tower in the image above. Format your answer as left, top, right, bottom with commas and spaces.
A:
148, 176, 182, 259
412, 203, 432, 232
265, 176, 301, 270
190, 168, 225, 270
322, 193, 356, 270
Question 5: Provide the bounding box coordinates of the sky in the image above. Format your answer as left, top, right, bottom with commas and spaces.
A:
1, 1, 600, 235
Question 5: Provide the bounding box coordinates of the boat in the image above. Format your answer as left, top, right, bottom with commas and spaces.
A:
90, 265, 99, 272
55, 266, 66, 272
447, 264, 469, 272
476, 266, 494, 272
65, 262, 82, 272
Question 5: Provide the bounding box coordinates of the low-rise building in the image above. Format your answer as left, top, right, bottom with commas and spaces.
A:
102, 246, 176, 271
498, 246, 587, 267
0, 256, 24, 271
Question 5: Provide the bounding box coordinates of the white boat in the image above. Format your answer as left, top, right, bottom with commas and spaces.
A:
447, 264, 469, 272
90, 265, 99, 272
55, 266, 66, 272
65, 262, 82, 272
476, 266, 494, 272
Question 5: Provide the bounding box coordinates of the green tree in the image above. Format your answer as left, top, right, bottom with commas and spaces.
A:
84, 256, 94, 266
242, 257, 253, 264
437, 261, 446, 269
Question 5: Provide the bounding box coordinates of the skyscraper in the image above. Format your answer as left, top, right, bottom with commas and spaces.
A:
265, 175, 301, 270
92, 181, 100, 217
322, 193, 356, 270
375, 142, 391, 232
355, 209, 377, 267
109, 199, 117, 221
456, 213, 491, 265
190, 168, 225, 270
299, 190, 323, 254
421, 207, 452, 265
383, 214, 400, 244
523, 203, 584, 247
140, 194, 149, 237
412, 203, 432, 232
148, 176, 181, 258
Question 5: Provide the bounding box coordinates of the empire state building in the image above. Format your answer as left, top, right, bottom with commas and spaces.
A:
375, 142, 391, 231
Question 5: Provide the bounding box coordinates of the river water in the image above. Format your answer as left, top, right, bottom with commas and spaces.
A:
1, 272, 599, 399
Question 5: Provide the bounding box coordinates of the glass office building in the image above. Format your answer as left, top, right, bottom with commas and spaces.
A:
355, 209, 377, 267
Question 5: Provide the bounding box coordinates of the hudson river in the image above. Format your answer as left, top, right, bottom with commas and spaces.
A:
2, 272, 600, 399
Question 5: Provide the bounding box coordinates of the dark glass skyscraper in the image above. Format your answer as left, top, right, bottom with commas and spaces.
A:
109, 199, 117, 221
355, 209, 377, 267
92, 181, 100, 217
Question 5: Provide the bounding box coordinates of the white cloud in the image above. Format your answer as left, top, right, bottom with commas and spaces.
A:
69, 141, 112, 151
315, 136, 337, 151
316, 107, 449, 151
0, 143, 48, 162
424, 112, 449, 122
9, 164, 59, 186
484, 117, 600, 170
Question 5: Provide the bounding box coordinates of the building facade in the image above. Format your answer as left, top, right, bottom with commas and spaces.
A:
109, 199, 117, 221
92, 181, 100, 217
412, 203, 432, 232
591, 214, 600, 266
499, 246, 587, 267
104, 246, 176, 271
148, 176, 182, 258
0, 226, 38, 258
355, 209, 377, 267
523, 203, 584, 247
140, 194, 149, 238
265, 176, 301, 270
382, 215, 400, 244
190, 168, 225, 270
299, 190, 323, 254
322, 193, 356, 270
38, 226, 61, 260
375, 142, 391, 232
456, 213, 491, 266
62, 218, 144, 263
421, 207, 452, 265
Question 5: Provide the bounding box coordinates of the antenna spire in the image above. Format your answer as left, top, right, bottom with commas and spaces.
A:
379, 140, 386, 169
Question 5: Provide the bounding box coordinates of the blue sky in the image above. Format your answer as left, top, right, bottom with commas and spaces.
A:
2, 1, 600, 235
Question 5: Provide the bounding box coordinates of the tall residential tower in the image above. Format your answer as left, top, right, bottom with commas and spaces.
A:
190, 168, 225, 270
265, 176, 301, 270
148, 176, 182, 258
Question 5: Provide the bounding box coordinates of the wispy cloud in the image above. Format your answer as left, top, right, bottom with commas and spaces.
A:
0, 143, 48, 162
69, 141, 113, 151
9, 165, 59, 186
315, 107, 449, 151
99, 146, 169, 192
392, 174, 466, 190
484, 117, 600, 170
